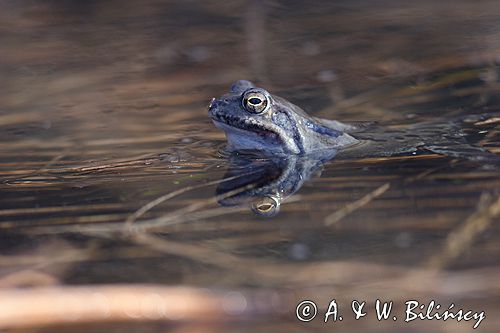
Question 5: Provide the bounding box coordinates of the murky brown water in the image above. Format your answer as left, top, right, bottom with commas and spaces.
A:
1, 1, 499, 332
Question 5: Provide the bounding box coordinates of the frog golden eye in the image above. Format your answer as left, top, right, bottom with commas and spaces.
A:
242, 90, 270, 114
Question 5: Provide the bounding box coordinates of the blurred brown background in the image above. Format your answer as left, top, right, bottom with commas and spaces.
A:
0, 1, 499, 332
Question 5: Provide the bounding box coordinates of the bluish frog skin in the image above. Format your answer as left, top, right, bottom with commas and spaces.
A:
208, 80, 359, 155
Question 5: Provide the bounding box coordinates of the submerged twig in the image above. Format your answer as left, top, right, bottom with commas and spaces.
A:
427, 191, 500, 269
324, 183, 390, 226
124, 170, 258, 229
124, 178, 226, 228
143, 195, 303, 231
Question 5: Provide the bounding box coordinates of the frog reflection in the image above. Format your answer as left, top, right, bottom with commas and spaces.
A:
216, 150, 336, 217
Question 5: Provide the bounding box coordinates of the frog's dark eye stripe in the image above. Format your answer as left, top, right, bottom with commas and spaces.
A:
242, 90, 270, 114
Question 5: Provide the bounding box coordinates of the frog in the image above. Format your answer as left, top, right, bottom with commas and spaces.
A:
209, 81, 498, 217
208, 80, 359, 155
209, 80, 498, 162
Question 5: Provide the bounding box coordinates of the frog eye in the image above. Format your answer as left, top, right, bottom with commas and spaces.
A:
242, 90, 270, 114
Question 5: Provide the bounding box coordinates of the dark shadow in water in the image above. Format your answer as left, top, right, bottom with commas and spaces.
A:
216, 150, 336, 217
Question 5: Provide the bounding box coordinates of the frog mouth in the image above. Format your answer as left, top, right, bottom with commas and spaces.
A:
212, 118, 280, 140
210, 112, 280, 140
210, 112, 301, 154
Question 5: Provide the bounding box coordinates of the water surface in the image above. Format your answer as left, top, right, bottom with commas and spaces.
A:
0, 1, 499, 332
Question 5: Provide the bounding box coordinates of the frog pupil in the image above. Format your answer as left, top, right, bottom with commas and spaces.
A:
249, 97, 262, 105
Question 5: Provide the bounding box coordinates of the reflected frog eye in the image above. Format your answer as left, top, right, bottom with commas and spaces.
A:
251, 195, 280, 217
242, 90, 270, 114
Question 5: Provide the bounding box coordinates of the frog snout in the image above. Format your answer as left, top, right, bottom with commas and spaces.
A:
208, 98, 220, 117
208, 98, 226, 119
208, 98, 216, 110
208, 98, 230, 114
